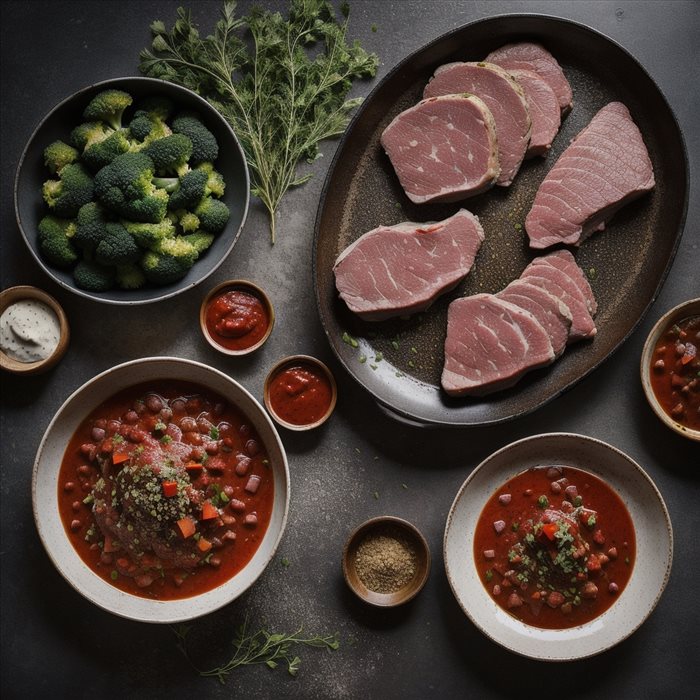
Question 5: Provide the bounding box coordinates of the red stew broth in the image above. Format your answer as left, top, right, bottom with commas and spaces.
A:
473, 466, 635, 630
57, 381, 274, 600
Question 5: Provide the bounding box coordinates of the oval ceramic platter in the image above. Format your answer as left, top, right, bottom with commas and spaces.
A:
443, 433, 673, 660
313, 15, 687, 426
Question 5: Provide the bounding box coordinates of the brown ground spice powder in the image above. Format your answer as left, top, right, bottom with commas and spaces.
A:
354, 528, 417, 593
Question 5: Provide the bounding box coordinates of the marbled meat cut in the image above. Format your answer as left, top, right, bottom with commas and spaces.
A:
508, 68, 561, 157
333, 209, 485, 321
423, 62, 531, 187
441, 294, 555, 396
530, 249, 597, 316
525, 102, 655, 249
485, 42, 573, 114
497, 280, 572, 357
380, 93, 499, 204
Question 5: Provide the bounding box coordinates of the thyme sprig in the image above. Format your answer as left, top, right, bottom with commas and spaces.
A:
173, 616, 340, 682
140, 0, 378, 243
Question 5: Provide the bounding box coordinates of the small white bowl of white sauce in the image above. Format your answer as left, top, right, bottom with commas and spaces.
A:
0, 286, 69, 374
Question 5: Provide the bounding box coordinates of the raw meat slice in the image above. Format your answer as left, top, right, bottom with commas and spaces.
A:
423, 62, 531, 186
520, 264, 596, 341
380, 93, 499, 204
508, 68, 561, 157
525, 102, 655, 249
441, 294, 555, 396
498, 280, 572, 357
333, 209, 485, 321
485, 42, 573, 114
529, 249, 597, 315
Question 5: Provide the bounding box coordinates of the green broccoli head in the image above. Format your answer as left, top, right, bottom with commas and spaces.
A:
122, 219, 176, 249
83, 89, 133, 131
73, 259, 116, 292
137, 96, 174, 122
94, 152, 168, 223
42, 163, 94, 218
70, 121, 112, 151
43, 141, 79, 175
172, 114, 219, 165
196, 162, 226, 198
176, 211, 201, 233
73, 202, 109, 251
167, 169, 208, 211
144, 133, 193, 175
128, 109, 172, 147
153, 236, 199, 268
182, 231, 215, 255
140, 250, 189, 285
95, 222, 141, 266
37, 215, 78, 268
82, 130, 131, 172
195, 197, 230, 233
116, 263, 147, 290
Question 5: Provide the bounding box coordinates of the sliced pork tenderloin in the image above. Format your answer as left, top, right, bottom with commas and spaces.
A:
333, 209, 485, 321
485, 42, 573, 114
380, 93, 499, 204
525, 102, 655, 249
423, 62, 531, 186
441, 294, 555, 396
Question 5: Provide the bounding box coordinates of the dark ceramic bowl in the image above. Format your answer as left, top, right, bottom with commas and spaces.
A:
15, 77, 250, 305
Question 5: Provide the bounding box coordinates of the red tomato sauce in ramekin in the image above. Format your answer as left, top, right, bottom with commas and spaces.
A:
205, 288, 271, 352
268, 362, 334, 426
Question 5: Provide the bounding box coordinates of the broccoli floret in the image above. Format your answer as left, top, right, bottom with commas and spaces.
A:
128, 109, 172, 147
140, 250, 189, 285
143, 133, 192, 175
153, 236, 198, 268
182, 231, 214, 255
122, 219, 175, 249
195, 197, 230, 233
116, 263, 146, 290
95, 222, 141, 266
82, 130, 132, 172
137, 96, 174, 122
43, 141, 79, 174
73, 259, 115, 291
196, 162, 225, 198
172, 114, 219, 164
94, 152, 168, 223
167, 169, 208, 210
73, 202, 109, 251
83, 89, 133, 131
176, 210, 201, 233
70, 121, 112, 151
37, 215, 78, 267
42, 163, 94, 218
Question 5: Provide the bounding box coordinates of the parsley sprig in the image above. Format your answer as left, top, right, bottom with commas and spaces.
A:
140, 0, 378, 243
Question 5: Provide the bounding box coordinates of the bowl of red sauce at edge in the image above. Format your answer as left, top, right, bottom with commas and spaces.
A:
200, 280, 274, 356
264, 355, 337, 431
640, 297, 700, 441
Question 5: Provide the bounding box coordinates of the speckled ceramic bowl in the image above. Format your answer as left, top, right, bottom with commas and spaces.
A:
32, 357, 289, 623
640, 298, 700, 441
444, 433, 673, 661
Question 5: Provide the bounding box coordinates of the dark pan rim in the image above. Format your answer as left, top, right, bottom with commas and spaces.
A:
312, 13, 688, 427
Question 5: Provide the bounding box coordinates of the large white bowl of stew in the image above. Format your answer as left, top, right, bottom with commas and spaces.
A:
444, 433, 673, 661
32, 357, 289, 623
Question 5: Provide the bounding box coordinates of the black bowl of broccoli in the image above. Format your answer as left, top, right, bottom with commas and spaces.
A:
15, 77, 249, 304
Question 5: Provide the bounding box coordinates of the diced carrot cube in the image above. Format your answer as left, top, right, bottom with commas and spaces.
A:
176, 517, 196, 539
162, 480, 178, 497
112, 452, 129, 465
201, 501, 218, 520
197, 538, 212, 553
185, 462, 203, 474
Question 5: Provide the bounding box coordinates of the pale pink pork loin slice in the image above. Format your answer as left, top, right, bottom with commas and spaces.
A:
508, 68, 561, 157
380, 93, 499, 204
441, 294, 555, 396
525, 102, 655, 249
333, 209, 485, 321
497, 280, 572, 357
485, 42, 573, 114
423, 62, 532, 187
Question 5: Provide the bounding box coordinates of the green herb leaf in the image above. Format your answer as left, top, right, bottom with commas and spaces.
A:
209, 426, 220, 440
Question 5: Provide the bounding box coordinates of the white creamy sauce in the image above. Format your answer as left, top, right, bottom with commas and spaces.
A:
0, 299, 60, 362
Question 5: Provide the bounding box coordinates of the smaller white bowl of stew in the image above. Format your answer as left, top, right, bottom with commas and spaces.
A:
33, 357, 289, 623
640, 298, 700, 441
444, 433, 673, 661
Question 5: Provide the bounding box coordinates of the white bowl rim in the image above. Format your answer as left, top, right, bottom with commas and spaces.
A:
32, 356, 289, 623
443, 432, 673, 661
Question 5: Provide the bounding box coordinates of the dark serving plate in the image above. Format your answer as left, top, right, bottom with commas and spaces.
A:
15, 77, 250, 305
313, 14, 688, 427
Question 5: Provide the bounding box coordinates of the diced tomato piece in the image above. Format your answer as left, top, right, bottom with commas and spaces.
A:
541, 523, 558, 540
176, 517, 196, 538
201, 501, 218, 520
112, 452, 129, 465
162, 480, 178, 497
197, 538, 212, 553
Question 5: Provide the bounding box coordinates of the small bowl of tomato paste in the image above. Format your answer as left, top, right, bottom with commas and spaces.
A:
200, 280, 274, 356
264, 355, 337, 430
641, 298, 700, 441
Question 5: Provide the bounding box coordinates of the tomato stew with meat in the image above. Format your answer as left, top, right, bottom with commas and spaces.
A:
649, 315, 700, 431
473, 466, 635, 629
58, 381, 274, 600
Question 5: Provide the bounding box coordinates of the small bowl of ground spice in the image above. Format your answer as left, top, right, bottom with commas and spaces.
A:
342, 516, 430, 607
